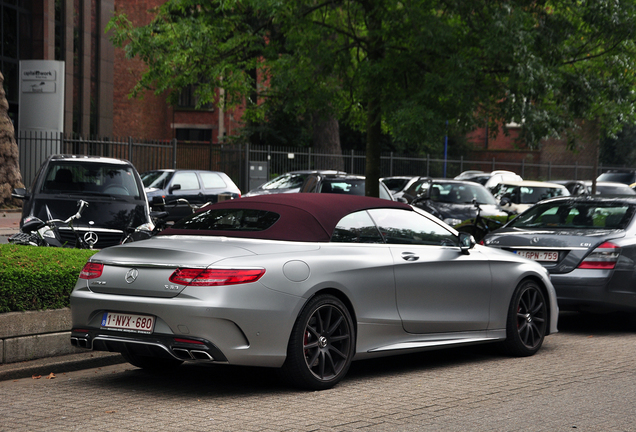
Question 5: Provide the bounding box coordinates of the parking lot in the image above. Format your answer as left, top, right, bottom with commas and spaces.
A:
1, 312, 635, 431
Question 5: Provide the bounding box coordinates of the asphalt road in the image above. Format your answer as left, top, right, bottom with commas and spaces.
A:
1, 312, 635, 431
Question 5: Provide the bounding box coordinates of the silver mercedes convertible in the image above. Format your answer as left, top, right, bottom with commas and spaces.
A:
70, 193, 558, 390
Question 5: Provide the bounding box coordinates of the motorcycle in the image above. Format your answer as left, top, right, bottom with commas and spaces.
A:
9, 200, 93, 248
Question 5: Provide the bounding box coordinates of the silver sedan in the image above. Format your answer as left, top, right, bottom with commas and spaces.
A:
70, 193, 558, 390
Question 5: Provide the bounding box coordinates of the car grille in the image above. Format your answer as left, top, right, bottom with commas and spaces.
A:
58, 227, 124, 248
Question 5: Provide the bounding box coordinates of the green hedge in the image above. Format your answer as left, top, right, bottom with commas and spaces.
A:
0, 244, 97, 313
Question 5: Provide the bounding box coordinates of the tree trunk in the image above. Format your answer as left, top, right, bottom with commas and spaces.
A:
0, 71, 23, 207
312, 112, 344, 171
363, 1, 383, 198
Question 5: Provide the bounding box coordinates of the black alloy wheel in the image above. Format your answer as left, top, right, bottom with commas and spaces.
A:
281, 294, 355, 390
502, 279, 548, 356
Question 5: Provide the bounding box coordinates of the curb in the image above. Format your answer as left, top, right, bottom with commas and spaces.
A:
0, 351, 126, 381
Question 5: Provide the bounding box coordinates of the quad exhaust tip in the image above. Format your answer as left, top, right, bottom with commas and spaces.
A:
70, 336, 90, 349
172, 347, 214, 361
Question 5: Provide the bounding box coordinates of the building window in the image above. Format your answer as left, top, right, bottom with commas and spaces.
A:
178, 84, 212, 110
175, 128, 212, 142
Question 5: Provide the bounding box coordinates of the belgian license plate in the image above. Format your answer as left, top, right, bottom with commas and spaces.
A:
101, 312, 155, 333
516, 250, 559, 262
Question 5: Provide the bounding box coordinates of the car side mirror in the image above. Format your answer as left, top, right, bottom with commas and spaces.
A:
500, 196, 511, 207
169, 184, 181, 193
458, 232, 475, 254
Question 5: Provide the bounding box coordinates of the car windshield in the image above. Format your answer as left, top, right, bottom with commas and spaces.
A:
382, 178, 411, 192
596, 184, 636, 195
508, 201, 636, 229
597, 172, 635, 184
141, 171, 173, 189
498, 185, 567, 204
171, 208, 280, 231
41, 162, 141, 197
262, 173, 308, 190
429, 183, 497, 205
320, 179, 365, 195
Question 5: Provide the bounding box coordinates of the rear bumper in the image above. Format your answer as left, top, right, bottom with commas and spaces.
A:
70, 329, 228, 363
551, 268, 636, 312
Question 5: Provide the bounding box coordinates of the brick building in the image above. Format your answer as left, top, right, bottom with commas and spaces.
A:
466, 121, 599, 180
1, 0, 599, 178
1, 0, 241, 143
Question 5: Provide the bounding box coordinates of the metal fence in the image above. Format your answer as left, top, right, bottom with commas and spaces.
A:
16, 132, 623, 192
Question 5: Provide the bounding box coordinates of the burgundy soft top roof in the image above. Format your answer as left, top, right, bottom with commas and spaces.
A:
159, 193, 412, 242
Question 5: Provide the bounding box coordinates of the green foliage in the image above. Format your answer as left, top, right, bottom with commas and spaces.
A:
109, 0, 636, 174
601, 124, 636, 167
0, 244, 97, 313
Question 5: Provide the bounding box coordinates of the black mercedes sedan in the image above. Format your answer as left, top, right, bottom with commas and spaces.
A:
12, 154, 154, 248
482, 196, 636, 313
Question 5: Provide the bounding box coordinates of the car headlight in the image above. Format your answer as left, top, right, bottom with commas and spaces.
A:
443, 218, 463, 227
134, 222, 155, 232
38, 227, 56, 238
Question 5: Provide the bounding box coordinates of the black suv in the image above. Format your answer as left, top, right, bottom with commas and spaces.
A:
12, 154, 153, 248
299, 173, 395, 200
596, 169, 636, 186
142, 169, 242, 221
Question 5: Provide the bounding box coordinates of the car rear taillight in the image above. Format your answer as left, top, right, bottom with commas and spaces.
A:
168, 268, 265, 286
578, 241, 621, 270
79, 262, 104, 279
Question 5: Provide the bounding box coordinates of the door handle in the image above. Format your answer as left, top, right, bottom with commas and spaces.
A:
401, 252, 419, 261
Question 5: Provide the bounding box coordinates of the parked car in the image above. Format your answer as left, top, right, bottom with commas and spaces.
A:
454, 170, 485, 181
384, 176, 430, 203
482, 195, 636, 314
596, 169, 636, 185
142, 169, 241, 221
299, 173, 395, 200
411, 179, 509, 226
492, 180, 570, 214
380, 176, 417, 194
561, 180, 636, 196
11, 154, 154, 248
483, 170, 524, 191
460, 170, 523, 189
70, 193, 557, 390
244, 170, 346, 197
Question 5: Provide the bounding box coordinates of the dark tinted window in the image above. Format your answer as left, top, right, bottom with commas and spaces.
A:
332, 211, 384, 243
172, 208, 280, 231
509, 201, 635, 229
368, 209, 459, 246
262, 173, 308, 190
320, 179, 365, 195
41, 162, 141, 197
597, 172, 636, 184
382, 178, 411, 192
596, 184, 636, 195
430, 182, 497, 205
141, 171, 173, 189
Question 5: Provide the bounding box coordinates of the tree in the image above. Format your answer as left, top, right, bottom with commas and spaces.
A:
110, 1, 636, 196
0, 71, 22, 207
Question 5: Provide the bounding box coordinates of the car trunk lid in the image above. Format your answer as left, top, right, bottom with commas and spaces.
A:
483, 228, 625, 273
85, 237, 258, 297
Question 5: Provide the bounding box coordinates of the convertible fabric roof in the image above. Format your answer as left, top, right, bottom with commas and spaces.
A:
160, 193, 412, 242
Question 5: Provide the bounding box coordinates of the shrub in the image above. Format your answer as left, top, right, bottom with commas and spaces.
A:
0, 244, 97, 313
